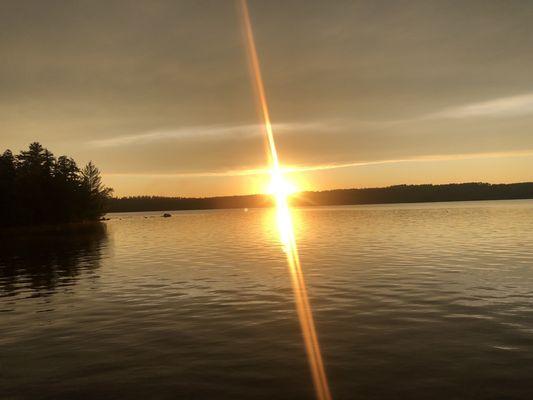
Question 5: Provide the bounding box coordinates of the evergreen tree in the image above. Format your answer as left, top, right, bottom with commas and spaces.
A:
0, 143, 113, 227
0, 150, 17, 225
81, 161, 113, 220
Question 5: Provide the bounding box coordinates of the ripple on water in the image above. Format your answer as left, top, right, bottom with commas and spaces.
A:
1, 201, 533, 399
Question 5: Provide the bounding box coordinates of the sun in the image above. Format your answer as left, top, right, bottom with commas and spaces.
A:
267, 173, 299, 197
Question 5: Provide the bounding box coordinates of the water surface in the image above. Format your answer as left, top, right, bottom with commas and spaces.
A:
1, 200, 533, 399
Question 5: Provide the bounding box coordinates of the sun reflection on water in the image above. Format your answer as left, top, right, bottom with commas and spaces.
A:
271, 172, 332, 400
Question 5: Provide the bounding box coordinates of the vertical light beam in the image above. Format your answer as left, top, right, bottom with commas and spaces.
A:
238, 2, 332, 400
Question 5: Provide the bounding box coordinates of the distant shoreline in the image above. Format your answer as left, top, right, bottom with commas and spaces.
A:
108, 182, 533, 213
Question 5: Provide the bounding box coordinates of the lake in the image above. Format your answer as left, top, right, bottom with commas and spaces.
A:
1, 200, 533, 399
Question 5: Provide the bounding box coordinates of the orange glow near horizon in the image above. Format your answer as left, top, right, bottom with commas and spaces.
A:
267, 173, 299, 197
239, 2, 332, 400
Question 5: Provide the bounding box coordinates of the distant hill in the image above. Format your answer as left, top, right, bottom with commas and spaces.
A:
108, 182, 533, 213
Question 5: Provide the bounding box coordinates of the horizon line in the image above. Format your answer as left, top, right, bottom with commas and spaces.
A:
110, 181, 533, 200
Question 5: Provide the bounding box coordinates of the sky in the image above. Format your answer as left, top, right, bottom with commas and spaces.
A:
1, 0, 533, 197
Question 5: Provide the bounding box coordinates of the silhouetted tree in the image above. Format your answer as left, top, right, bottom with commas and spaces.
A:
0, 150, 17, 225
0, 143, 113, 227
81, 161, 113, 220
52, 155, 82, 222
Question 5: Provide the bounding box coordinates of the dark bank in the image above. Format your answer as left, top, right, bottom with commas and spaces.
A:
109, 182, 533, 213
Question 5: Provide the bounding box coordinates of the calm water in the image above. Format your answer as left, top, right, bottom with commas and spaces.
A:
1, 200, 533, 399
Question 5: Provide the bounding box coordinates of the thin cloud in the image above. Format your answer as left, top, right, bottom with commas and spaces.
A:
429, 93, 533, 119
88, 122, 325, 147
103, 149, 533, 179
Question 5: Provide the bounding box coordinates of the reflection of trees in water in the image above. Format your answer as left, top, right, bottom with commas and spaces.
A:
0, 223, 108, 297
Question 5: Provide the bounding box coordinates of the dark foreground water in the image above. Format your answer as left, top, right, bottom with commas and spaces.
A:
1, 200, 533, 399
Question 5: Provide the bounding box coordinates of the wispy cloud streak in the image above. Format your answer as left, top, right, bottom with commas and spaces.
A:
89, 122, 324, 147
429, 92, 533, 119
103, 149, 533, 179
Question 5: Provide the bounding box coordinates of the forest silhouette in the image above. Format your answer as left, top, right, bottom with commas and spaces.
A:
109, 182, 533, 213
2, 143, 532, 221
0, 143, 112, 227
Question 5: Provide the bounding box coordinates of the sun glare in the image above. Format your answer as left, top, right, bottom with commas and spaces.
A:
267, 173, 299, 197
239, 1, 332, 400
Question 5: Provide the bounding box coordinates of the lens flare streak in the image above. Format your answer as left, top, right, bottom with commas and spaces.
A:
239, 2, 332, 399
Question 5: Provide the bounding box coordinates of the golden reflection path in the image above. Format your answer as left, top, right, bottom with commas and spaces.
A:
239, 2, 332, 399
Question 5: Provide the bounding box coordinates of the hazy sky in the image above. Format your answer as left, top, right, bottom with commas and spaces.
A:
2, 0, 533, 196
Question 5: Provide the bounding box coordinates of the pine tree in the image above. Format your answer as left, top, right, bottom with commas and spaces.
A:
81, 161, 113, 220
0, 143, 113, 227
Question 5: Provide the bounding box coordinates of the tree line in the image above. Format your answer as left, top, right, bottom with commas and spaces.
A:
0, 142, 112, 227
297, 182, 533, 206
109, 182, 533, 213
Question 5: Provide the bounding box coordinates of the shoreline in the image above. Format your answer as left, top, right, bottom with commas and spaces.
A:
108, 182, 533, 213
106, 197, 533, 215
